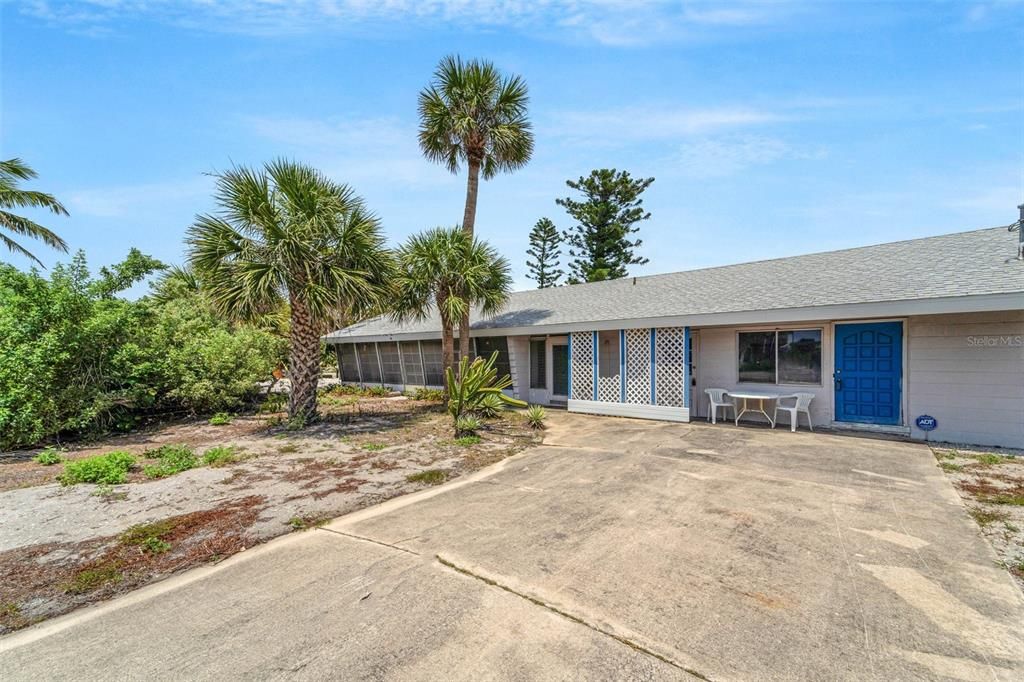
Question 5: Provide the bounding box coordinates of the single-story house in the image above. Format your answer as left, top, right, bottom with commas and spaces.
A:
326, 226, 1024, 449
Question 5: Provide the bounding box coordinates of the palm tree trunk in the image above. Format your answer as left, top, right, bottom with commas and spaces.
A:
288, 297, 321, 422
458, 157, 481, 364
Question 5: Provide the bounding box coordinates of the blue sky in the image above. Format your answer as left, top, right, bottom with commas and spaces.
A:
2, 0, 1022, 293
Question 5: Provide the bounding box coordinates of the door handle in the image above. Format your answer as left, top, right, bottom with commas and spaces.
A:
833, 371, 842, 391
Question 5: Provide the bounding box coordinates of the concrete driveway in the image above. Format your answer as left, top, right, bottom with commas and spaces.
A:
3, 413, 1023, 681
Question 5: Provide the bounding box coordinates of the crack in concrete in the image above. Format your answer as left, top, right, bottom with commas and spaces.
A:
317, 527, 421, 556
435, 554, 712, 681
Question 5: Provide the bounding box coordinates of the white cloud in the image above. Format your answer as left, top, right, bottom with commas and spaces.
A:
20, 0, 806, 44
67, 176, 214, 218
546, 106, 788, 142
675, 134, 825, 177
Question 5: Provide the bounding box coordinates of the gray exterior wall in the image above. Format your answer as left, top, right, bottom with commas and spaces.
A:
907, 311, 1024, 448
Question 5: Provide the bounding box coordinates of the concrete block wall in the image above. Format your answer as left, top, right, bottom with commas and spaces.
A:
907, 310, 1024, 448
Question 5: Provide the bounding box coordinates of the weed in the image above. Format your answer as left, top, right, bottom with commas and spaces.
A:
287, 414, 307, 431
454, 435, 481, 446
59, 451, 135, 486
939, 461, 963, 473
34, 447, 63, 465
209, 412, 233, 426
1, 602, 20, 618
259, 393, 287, 413
1004, 522, 1020, 533
526, 405, 547, 429
141, 537, 171, 554
288, 515, 328, 531
971, 453, 1009, 467
361, 442, 386, 451
142, 444, 197, 479
65, 563, 123, 594
202, 446, 240, 467
980, 494, 1024, 506
407, 469, 447, 485
968, 507, 1009, 526
92, 484, 128, 502
411, 387, 445, 401
277, 444, 300, 454
120, 519, 177, 546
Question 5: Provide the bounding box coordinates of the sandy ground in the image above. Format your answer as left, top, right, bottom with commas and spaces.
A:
0, 396, 540, 633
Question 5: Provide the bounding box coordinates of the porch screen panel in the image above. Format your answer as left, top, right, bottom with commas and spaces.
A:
596, 330, 621, 402
474, 336, 511, 378
570, 332, 594, 401
378, 342, 403, 384
655, 327, 686, 407
420, 340, 444, 385
625, 328, 652, 404
338, 344, 360, 383
401, 342, 424, 385
356, 343, 381, 383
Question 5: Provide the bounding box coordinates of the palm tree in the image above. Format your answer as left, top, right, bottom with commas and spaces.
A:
186, 159, 394, 422
0, 158, 69, 266
418, 55, 533, 360
394, 227, 511, 375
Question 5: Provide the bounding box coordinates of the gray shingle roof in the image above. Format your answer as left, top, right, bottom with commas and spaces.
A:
326, 227, 1024, 341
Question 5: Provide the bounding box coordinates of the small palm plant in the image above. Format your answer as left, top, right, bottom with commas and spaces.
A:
445, 351, 526, 434
0, 158, 69, 266
526, 405, 547, 429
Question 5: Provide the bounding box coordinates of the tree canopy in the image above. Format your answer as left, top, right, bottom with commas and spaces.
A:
0, 158, 69, 267
525, 217, 564, 288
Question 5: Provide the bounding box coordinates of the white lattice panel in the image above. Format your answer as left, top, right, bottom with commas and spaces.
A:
570, 332, 594, 400
597, 376, 620, 402
656, 327, 687, 407
625, 328, 651, 404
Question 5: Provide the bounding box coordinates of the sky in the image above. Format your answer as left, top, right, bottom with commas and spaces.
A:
2, 0, 1023, 295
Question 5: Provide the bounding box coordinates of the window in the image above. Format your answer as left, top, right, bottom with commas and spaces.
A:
420, 340, 444, 385
738, 329, 821, 385
355, 343, 381, 383
378, 342, 403, 384
338, 344, 359, 383
530, 339, 546, 389
597, 330, 621, 401
474, 336, 511, 378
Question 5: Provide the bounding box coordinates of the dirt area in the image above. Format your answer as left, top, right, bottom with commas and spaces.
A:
932, 444, 1024, 589
0, 393, 542, 633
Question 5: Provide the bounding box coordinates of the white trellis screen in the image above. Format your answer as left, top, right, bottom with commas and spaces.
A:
570, 332, 594, 401
655, 327, 687, 407
625, 328, 651, 404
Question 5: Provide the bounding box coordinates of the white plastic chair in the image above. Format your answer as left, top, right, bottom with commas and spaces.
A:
773, 393, 815, 432
705, 388, 734, 425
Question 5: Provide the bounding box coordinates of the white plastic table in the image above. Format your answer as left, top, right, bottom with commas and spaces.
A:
727, 390, 782, 427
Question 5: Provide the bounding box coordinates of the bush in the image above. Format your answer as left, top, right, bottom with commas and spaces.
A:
411, 387, 445, 401
142, 444, 197, 479
476, 393, 505, 418
34, 447, 63, 465
208, 412, 232, 426
455, 415, 482, 436
406, 469, 447, 485
445, 352, 526, 434
259, 392, 287, 413
526, 405, 547, 429
60, 451, 136, 486
202, 446, 240, 467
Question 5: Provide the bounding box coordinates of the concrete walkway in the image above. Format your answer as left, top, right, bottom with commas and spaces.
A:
3, 413, 1023, 681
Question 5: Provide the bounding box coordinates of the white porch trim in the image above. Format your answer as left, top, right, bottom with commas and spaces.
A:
568, 399, 690, 423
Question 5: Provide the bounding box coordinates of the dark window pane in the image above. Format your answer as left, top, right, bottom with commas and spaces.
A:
338, 344, 359, 383
474, 336, 511, 379
420, 340, 444, 385
378, 342, 403, 384
530, 339, 546, 389
778, 330, 822, 384
400, 342, 424, 385
738, 332, 775, 383
356, 343, 381, 383
552, 345, 569, 396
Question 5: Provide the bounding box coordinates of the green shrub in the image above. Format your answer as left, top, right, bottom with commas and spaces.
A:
526, 405, 547, 429
411, 387, 445, 401
445, 352, 525, 434
476, 393, 505, 418
259, 392, 287, 413
208, 412, 232, 426
455, 415, 482, 436
202, 446, 240, 467
59, 451, 136, 486
142, 444, 197, 479
34, 447, 64, 465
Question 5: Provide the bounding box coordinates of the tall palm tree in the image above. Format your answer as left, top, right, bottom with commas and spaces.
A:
394, 227, 511, 375
186, 160, 394, 422
418, 55, 533, 360
0, 158, 69, 266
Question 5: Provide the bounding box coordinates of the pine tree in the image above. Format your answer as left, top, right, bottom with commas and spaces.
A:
525, 217, 564, 288
556, 169, 654, 284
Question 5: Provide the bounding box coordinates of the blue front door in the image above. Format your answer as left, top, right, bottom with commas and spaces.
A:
834, 322, 903, 425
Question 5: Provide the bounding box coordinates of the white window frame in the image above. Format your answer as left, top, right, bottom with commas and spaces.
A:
736, 327, 824, 386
